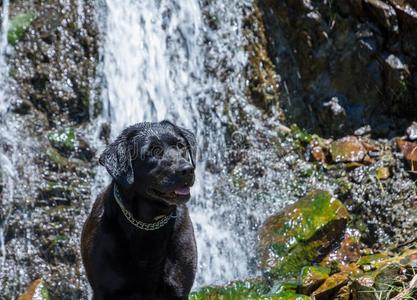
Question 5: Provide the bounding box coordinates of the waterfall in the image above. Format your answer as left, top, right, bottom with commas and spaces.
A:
0, 0, 11, 266
95, 0, 258, 286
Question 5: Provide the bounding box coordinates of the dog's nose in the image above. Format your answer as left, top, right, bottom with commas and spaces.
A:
176, 164, 194, 176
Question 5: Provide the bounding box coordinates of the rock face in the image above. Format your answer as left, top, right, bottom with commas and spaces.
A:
259, 190, 350, 279
0, 0, 99, 298
8, 0, 99, 124
259, 0, 417, 138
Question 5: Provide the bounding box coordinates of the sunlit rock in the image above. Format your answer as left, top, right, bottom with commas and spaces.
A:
259, 190, 350, 279
299, 266, 330, 295
189, 278, 269, 299
406, 122, 417, 141
330, 137, 366, 163
18, 278, 50, 300
311, 273, 349, 300
396, 139, 417, 170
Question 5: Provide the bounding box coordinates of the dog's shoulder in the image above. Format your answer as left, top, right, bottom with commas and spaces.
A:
80, 186, 111, 276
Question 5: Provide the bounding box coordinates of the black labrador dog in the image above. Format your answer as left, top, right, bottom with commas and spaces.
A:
81, 121, 197, 300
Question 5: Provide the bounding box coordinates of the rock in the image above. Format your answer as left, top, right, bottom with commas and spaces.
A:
406, 122, 417, 141
363, 0, 399, 33
18, 278, 50, 300
311, 144, 327, 163
75, 137, 95, 161
322, 231, 362, 266
259, 0, 417, 138
48, 128, 76, 154
189, 278, 270, 299
357, 253, 390, 271
351, 276, 377, 300
354, 125, 372, 136
11, 99, 33, 115
375, 167, 390, 180
299, 266, 330, 295
330, 136, 367, 163
45, 147, 70, 170
7, 11, 36, 46
311, 273, 349, 300
318, 97, 348, 136
373, 263, 402, 299
396, 139, 417, 170
259, 190, 350, 279
245, 4, 282, 114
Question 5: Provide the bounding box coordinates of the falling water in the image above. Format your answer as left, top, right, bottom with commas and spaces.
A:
95, 0, 336, 288
0, 0, 11, 267
95, 0, 259, 286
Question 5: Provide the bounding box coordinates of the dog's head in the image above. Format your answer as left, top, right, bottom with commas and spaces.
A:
99, 121, 196, 205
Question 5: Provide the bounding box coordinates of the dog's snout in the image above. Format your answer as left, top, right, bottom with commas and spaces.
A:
176, 164, 194, 177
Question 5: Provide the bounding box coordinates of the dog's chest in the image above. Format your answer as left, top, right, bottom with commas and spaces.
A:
119, 231, 172, 286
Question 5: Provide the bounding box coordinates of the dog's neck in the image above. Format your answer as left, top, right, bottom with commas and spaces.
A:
113, 183, 175, 224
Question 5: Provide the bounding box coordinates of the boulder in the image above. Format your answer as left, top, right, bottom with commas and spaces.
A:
311, 273, 349, 300
299, 266, 330, 295
18, 278, 50, 300
259, 190, 350, 279
330, 137, 366, 163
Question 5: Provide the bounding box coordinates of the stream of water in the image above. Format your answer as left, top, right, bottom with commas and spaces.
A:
0, 0, 336, 297
96, 0, 256, 286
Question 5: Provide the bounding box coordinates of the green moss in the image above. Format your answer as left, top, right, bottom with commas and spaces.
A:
190, 279, 310, 300
7, 11, 36, 45
46, 147, 70, 168
259, 190, 350, 279
357, 254, 389, 269
48, 128, 76, 152
290, 124, 313, 144
300, 266, 330, 288
189, 279, 270, 300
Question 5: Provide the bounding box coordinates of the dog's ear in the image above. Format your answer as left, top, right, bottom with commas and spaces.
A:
178, 126, 197, 167
162, 120, 197, 167
99, 136, 134, 187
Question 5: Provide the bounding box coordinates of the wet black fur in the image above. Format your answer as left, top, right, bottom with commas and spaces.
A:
81, 121, 197, 300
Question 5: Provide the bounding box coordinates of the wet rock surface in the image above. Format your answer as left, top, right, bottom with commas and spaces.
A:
259, 0, 417, 138
0, 0, 98, 299
259, 190, 349, 279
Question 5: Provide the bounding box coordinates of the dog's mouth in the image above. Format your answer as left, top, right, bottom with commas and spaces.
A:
149, 186, 192, 203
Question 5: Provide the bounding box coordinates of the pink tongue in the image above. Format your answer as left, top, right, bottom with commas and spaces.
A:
174, 187, 190, 196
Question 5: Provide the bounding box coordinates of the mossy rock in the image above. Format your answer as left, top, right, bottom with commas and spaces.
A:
48, 128, 76, 154
259, 190, 350, 279
189, 279, 270, 300
190, 279, 309, 300
8, 11, 36, 46
311, 273, 349, 300
299, 266, 330, 295
18, 278, 50, 300
330, 137, 366, 163
46, 147, 70, 169
357, 253, 390, 271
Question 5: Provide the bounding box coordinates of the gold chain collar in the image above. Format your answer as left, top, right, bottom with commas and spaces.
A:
113, 185, 174, 231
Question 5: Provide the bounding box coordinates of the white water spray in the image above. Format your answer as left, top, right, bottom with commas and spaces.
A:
96, 0, 256, 286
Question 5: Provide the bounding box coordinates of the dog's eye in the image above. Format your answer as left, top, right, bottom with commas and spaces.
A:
177, 142, 188, 157
149, 145, 164, 158
177, 142, 186, 150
